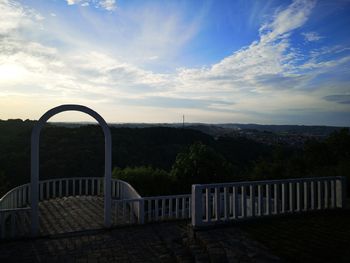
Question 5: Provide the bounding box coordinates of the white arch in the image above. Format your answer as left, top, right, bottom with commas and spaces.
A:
30, 104, 112, 236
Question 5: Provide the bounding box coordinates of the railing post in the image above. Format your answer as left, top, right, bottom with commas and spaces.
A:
241, 185, 247, 217
10, 211, 16, 239
138, 198, 145, 224
215, 187, 220, 221
265, 184, 271, 215
336, 177, 346, 208
192, 184, 202, 228
258, 185, 263, 215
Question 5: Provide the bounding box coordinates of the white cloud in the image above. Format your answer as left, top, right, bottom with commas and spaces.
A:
169, 0, 350, 120
99, 0, 116, 11
173, 0, 317, 95
66, 0, 76, 5
1, 0, 350, 125
302, 31, 323, 42
260, 0, 316, 43
0, 0, 44, 35
65, 0, 116, 11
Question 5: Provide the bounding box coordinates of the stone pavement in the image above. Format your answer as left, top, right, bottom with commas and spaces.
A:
39, 196, 106, 235
0, 221, 280, 263
12, 196, 135, 237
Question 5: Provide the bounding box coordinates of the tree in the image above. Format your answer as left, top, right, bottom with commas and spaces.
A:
170, 142, 237, 193
112, 166, 175, 196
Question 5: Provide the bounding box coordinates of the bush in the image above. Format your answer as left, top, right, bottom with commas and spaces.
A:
112, 166, 176, 196
170, 142, 238, 193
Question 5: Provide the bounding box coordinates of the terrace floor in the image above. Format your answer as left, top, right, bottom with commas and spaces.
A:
12, 196, 135, 237
39, 196, 106, 235
1, 198, 350, 262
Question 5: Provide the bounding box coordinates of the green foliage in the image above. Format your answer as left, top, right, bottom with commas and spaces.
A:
2, 119, 348, 197
112, 166, 175, 196
250, 129, 350, 193
112, 142, 242, 195
170, 142, 239, 193
0, 120, 270, 194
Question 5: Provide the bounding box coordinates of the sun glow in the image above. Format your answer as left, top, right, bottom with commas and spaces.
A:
0, 64, 29, 83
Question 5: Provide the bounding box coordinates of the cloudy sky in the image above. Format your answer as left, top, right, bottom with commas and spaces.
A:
1, 0, 350, 125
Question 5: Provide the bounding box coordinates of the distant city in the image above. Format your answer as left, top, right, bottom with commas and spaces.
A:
52, 122, 347, 148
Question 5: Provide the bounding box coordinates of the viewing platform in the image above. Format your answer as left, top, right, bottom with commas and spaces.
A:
1, 105, 349, 262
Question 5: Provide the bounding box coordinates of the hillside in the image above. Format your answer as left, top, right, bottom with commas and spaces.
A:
0, 119, 271, 193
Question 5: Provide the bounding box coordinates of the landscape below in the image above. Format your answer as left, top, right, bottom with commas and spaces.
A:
0, 119, 349, 197
0, 119, 349, 262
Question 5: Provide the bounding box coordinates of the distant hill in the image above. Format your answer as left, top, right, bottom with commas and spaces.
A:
50, 122, 346, 137
218, 123, 344, 136
0, 119, 271, 190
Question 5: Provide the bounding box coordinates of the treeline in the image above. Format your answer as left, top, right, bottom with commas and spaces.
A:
251, 128, 350, 181
0, 119, 349, 197
113, 142, 243, 196
0, 119, 270, 196
114, 129, 350, 196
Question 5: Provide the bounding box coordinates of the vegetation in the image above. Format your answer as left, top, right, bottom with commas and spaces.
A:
0, 119, 349, 197
112, 166, 174, 196
170, 142, 240, 193
250, 128, 350, 192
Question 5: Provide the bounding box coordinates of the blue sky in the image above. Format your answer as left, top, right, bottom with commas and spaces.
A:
1, 0, 350, 126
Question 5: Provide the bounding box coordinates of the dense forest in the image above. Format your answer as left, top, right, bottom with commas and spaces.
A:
0, 119, 349, 197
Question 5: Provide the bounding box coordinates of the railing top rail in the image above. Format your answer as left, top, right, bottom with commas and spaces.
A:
113, 198, 142, 202
0, 207, 31, 212
194, 176, 345, 189
40, 177, 105, 182
0, 177, 141, 203
115, 179, 142, 199
0, 183, 30, 203
143, 194, 191, 200
0, 177, 107, 204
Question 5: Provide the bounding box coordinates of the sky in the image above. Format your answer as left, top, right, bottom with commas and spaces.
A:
1, 0, 350, 126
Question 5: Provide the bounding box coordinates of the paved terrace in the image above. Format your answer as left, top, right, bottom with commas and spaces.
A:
1, 196, 350, 262
39, 196, 133, 235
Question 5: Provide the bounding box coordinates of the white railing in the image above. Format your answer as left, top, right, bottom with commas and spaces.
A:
0, 177, 140, 239
112, 198, 143, 225
0, 184, 31, 210
111, 194, 191, 226
0, 178, 140, 210
0, 177, 108, 210
191, 176, 346, 227
144, 194, 191, 223
111, 179, 142, 225
0, 208, 31, 239
39, 177, 105, 200
1, 176, 347, 238
113, 179, 141, 199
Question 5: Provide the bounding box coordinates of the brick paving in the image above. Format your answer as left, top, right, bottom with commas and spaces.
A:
0, 196, 280, 263
11, 196, 135, 237
0, 221, 281, 263
2, 196, 349, 262
39, 196, 106, 235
